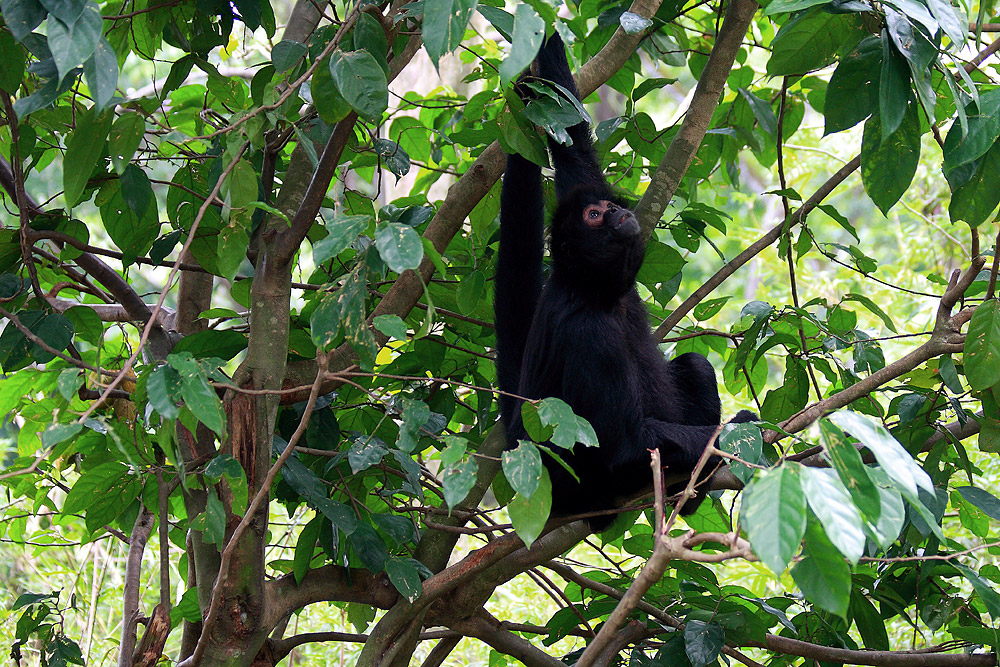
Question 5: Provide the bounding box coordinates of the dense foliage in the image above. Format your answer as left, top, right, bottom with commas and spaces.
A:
1, 0, 999, 664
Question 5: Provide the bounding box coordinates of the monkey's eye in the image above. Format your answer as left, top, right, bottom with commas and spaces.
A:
583, 206, 603, 227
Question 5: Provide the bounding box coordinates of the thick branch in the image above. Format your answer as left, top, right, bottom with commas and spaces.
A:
635, 0, 759, 237
448, 612, 564, 667
118, 508, 155, 667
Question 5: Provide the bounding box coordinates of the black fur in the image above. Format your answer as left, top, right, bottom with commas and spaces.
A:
495, 33, 755, 530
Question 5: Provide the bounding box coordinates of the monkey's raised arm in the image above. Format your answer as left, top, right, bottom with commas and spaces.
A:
533, 32, 609, 200
494, 152, 545, 427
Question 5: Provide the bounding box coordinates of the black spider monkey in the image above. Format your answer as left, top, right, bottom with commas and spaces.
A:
494, 32, 756, 530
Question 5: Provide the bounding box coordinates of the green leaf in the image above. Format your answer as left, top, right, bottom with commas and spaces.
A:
108, 113, 145, 175
824, 36, 881, 135
619, 11, 653, 33
536, 397, 598, 449
1, 0, 46, 41
347, 435, 388, 473
168, 352, 226, 436
40, 0, 86, 24
0, 28, 26, 92
374, 139, 410, 179
801, 468, 865, 563
851, 591, 889, 650
965, 299, 1000, 390
396, 399, 430, 453
375, 222, 423, 273
373, 314, 407, 340
693, 296, 730, 321
738, 88, 777, 139
147, 364, 182, 419
760, 357, 809, 422
879, 35, 911, 138
349, 523, 388, 572
790, 522, 851, 618
741, 464, 807, 574
57, 368, 84, 401
843, 293, 898, 333
717, 422, 762, 484
63, 462, 141, 530
925, 0, 966, 46
312, 56, 352, 124
950, 140, 1000, 228
28, 313, 74, 363
120, 164, 153, 218
293, 516, 321, 584
499, 3, 544, 84
423, 0, 478, 68
195, 488, 226, 548
353, 13, 389, 71
204, 454, 248, 515
313, 214, 370, 265
956, 486, 1000, 520
683, 619, 725, 667
41, 422, 82, 447
477, 5, 513, 41
329, 49, 387, 121
271, 40, 307, 72
442, 458, 477, 508
636, 240, 685, 288
47, 5, 102, 82
943, 89, 1000, 181
954, 563, 1000, 620
829, 411, 933, 498
864, 471, 907, 548
172, 329, 247, 360
502, 441, 543, 499
456, 270, 486, 316
64, 107, 112, 207
821, 422, 881, 520
861, 103, 921, 215
763, 0, 831, 14
767, 10, 862, 76
83, 36, 118, 109
385, 558, 423, 602
509, 466, 551, 547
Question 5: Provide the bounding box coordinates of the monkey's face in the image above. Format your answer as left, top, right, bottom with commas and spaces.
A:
551, 188, 644, 295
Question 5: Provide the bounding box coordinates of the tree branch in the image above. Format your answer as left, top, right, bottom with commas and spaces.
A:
635, 0, 759, 236
117, 508, 155, 667
655, 155, 862, 338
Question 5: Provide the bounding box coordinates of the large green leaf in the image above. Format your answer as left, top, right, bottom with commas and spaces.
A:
861, 103, 921, 215
2, 0, 46, 41
943, 89, 1000, 180
328, 49, 387, 121
83, 36, 118, 109
964, 299, 1000, 390
509, 467, 551, 547
0, 29, 25, 92
824, 36, 881, 135
767, 10, 862, 75
47, 5, 102, 82
821, 421, 882, 520
502, 441, 543, 499
423, 0, 478, 68
801, 468, 865, 563
741, 464, 807, 574
790, 522, 851, 618
829, 411, 933, 498
64, 108, 112, 207
498, 3, 544, 85
374, 222, 423, 273
950, 140, 1000, 228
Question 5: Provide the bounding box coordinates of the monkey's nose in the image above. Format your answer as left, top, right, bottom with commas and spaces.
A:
609, 209, 639, 236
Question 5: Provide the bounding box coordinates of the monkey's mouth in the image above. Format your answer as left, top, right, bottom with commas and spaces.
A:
609, 209, 640, 236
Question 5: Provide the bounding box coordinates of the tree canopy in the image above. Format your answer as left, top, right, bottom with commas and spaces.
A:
1, 0, 999, 664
